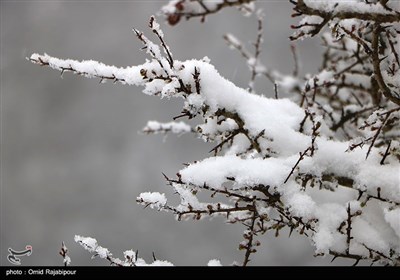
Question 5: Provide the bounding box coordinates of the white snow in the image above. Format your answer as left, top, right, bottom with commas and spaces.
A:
63, 256, 71, 266
207, 259, 222, 266
225, 33, 241, 49
352, 217, 390, 254
383, 72, 400, 89
95, 246, 110, 259
149, 16, 164, 38
203, 0, 224, 11
123, 250, 136, 262
137, 192, 167, 210
34, 46, 400, 262
287, 192, 316, 219
303, 0, 398, 15
384, 208, 400, 239
75, 235, 174, 266
143, 120, 191, 135
31, 12, 400, 264
180, 155, 291, 190
29, 53, 145, 86
148, 260, 174, 266
74, 235, 98, 253
34, 49, 400, 261
277, 76, 301, 93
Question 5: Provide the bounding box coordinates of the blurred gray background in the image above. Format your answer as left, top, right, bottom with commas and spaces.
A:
1, 0, 351, 266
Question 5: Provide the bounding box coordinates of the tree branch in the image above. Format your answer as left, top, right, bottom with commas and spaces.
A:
292, 0, 400, 24
371, 23, 400, 106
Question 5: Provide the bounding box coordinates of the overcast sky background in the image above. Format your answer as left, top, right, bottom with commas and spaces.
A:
1, 0, 353, 266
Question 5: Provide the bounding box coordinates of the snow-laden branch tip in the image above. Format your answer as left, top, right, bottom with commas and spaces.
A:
74, 235, 173, 266
28, 53, 145, 86
137, 192, 167, 210
142, 121, 193, 135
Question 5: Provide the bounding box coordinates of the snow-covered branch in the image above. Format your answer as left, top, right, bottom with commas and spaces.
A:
29, 53, 143, 86
290, 0, 400, 120
29, 8, 400, 266
291, 0, 400, 24
162, 0, 256, 25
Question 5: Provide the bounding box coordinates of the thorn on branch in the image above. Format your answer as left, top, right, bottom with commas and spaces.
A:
380, 140, 391, 165
274, 83, 279, 99
192, 67, 201, 94
366, 111, 391, 159
284, 148, 311, 184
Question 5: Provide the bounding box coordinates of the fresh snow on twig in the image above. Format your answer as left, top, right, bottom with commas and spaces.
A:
142, 121, 192, 135
303, 0, 399, 15
74, 235, 173, 266
137, 192, 167, 210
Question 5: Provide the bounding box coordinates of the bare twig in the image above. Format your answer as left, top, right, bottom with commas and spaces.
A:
366, 111, 391, 159
380, 140, 392, 165
242, 210, 257, 266
284, 148, 311, 184
59, 242, 71, 266
249, 13, 264, 91
165, 0, 255, 25
371, 23, 400, 106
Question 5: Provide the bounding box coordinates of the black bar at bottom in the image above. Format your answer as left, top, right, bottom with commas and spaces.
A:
0, 266, 392, 278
